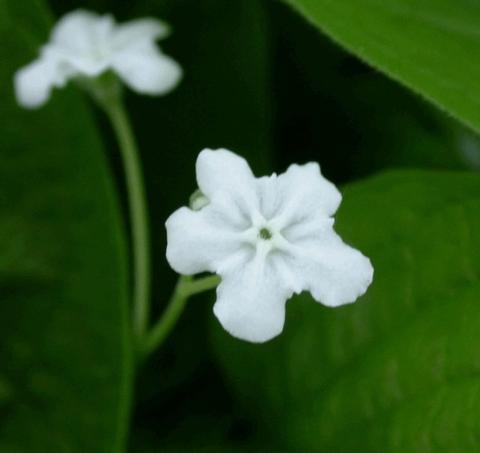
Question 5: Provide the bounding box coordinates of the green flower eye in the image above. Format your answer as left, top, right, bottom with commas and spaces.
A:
258, 227, 273, 240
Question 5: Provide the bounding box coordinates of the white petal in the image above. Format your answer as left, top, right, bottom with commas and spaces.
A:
111, 18, 170, 50
256, 174, 280, 220
274, 163, 341, 228
196, 149, 259, 215
14, 57, 59, 109
286, 230, 373, 307
46, 10, 114, 76
112, 42, 182, 95
51, 10, 114, 54
165, 204, 243, 275
213, 249, 293, 343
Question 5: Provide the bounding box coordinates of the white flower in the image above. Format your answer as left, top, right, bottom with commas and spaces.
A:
14, 9, 182, 108
166, 149, 374, 343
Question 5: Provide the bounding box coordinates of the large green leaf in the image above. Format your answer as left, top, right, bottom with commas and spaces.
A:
0, 1, 132, 451
286, 0, 480, 134
213, 171, 480, 452
270, 2, 480, 180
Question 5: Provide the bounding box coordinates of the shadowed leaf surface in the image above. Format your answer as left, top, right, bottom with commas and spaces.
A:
0, 1, 132, 451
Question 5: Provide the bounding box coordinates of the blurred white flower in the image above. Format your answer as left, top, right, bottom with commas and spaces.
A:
166, 149, 374, 343
14, 10, 182, 108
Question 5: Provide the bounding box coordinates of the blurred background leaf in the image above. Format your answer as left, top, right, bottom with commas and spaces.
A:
0, 1, 132, 451
213, 170, 480, 452
286, 0, 480, 134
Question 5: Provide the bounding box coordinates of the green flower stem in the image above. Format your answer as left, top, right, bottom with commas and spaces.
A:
87, 77, 218, 361
103, 95, 151, 348
140, 275, 220, 359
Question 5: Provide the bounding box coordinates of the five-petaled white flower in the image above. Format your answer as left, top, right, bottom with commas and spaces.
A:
14, 9, 182, 108
166, 149, 374, 343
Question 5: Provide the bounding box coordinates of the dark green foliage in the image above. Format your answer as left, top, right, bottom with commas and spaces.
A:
0, 1, 131, 451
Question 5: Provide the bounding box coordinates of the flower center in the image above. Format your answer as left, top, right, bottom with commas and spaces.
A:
258, 227, 273, 240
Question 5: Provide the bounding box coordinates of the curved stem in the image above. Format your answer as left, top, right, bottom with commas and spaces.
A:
104, 97, 151, 348
140, 275, 220, 360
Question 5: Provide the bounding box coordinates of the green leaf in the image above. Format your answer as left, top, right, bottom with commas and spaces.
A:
272, 3, 480, 177
0, 1, 132, 451
212, 170, 480, 452
285, 0, 480, 134
270, 3, 479, 179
